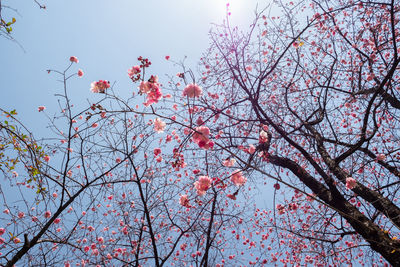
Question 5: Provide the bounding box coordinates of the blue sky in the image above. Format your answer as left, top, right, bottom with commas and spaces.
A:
1, 0, 261, 134
1, 0, 277, 213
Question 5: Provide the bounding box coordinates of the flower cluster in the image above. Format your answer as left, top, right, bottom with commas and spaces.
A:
138, 56, 151, 68
346, 177, 357, 190
192, 126, 214, 150
194, 176, 212, 196
128, 65, 141, 82
230, 170, 247, 186
139, 75, 162, 106
183, 83, 202, 98
153, 118, 166, 133
90, 80, 110, 93
259, 130, 269, 143
223, 158, 236, 167
179, 195, 190, 207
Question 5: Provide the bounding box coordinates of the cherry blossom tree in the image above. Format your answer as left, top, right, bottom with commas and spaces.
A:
2, 0, 400, 266
163, 0, 400, 265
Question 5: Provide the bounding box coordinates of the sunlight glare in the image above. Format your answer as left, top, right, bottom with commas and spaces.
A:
222, 0, 245, 17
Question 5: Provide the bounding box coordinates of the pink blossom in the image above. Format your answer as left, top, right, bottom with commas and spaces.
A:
259, 130, 269, 143
179, 195, 190, 207
0, 228, 5, 235
43, 155, 50, 162
346, 177, 357, 190
376, 154, 386, 161
0, 237, 4, 244
18, 212, 25, 218
3, 209, 9, 214
138, 76, 162, 106
192, 126, 213, 150
139, 81, 151, 94
192, 126, 210, 140
77, 69, 84, 77
223, 158, 236, 167
13, 237, 21, 244
180, 243, 187, 251
183, 83, 202, 98
276, 204, 285, 215
227, 194, 236, 200
53, 192, 58, 198
92, 123, 98, 128
128, 66, 141, 78
92, 249, 99, 256
231, 170, 247, 186
69, 56, 79, 63
144, 89, 162, 106
38, 106, 46, 112
194, 176, 212, 196
154, 118, 166, 133
248, 144, 256, 154
44, 211, 52, 218
165, 56, 170, 60
153, 148, 162, 156
90, 80, 110, 93
32, 216, 38, 222
54, 218, 61, 224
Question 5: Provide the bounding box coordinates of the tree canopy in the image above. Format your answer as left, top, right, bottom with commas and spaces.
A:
1, 0, 400, 266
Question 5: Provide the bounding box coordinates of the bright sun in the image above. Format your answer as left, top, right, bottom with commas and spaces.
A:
215, 0, 257, 22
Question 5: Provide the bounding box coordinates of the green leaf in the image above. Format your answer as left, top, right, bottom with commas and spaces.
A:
32, 169, 39, 176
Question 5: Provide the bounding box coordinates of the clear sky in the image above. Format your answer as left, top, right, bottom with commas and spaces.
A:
1, 0, 262, 134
